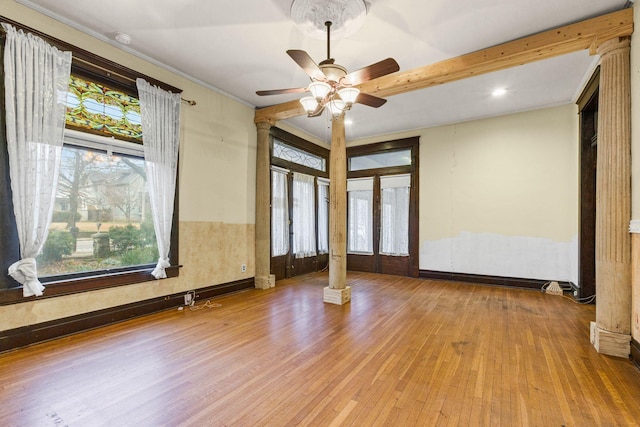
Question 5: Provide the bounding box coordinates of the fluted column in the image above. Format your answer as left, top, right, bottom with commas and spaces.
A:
255, 120, 275, 289
324, 113, 351, 305
590, 37, 632, 357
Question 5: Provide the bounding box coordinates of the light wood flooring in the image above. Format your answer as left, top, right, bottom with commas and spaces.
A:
2, 272, 640, 426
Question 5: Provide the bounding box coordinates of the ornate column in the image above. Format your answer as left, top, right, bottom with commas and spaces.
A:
324, 113, 351, 305
590, 37, 632, 357
255, 120, 275, 289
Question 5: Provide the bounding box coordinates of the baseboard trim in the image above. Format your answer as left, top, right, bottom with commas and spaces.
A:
631, 338, 640, 370
419, 270, 547, 290
0, 278, 254, 353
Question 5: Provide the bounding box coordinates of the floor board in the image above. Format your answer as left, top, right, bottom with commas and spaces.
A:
1, 272, 640, 426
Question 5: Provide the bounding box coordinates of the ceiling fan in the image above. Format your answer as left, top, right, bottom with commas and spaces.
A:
256, 21, 399, 117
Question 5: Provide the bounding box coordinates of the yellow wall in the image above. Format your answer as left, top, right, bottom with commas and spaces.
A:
0, 2, 257, 331
350, 105, 579, 283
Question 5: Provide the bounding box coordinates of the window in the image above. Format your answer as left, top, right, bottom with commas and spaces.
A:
0, 17, 181, 301
347, 178, 374, 254
380, 174, 411, 256
271, 167, 289, 257
349, 149, 411, 171
317, 178, 329, 254
273, 139, 326, 172
292, 172, 316, 258
38, 130, 157, 277
66, 75, 142, 142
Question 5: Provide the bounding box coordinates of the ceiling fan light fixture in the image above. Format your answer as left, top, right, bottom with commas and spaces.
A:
300, 96, 318, 113
338, 87, 360, 106
309, 81, 331, 101
329, 99, 346, 116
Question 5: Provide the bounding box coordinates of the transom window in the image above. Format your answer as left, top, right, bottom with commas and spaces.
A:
349, 148, 411, 171
66, 75, 142, 142
273, 139, 326, 172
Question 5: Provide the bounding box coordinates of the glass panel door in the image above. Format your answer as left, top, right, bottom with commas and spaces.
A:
380, 174, 411, 256
270, 167, 290, 280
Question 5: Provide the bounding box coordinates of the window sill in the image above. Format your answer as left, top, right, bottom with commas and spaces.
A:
0, 265, 180, 306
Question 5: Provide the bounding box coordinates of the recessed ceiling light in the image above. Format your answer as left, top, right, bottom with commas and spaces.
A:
492, 88, 507, 97
114, 32, 132, 45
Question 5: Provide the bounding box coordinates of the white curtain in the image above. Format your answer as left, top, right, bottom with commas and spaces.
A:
347, 177, 374, 254
292, 172, 316, 258
136, 78, 181, 279
380, 174, 411, 256
271, 167, 289, 257
317, 178, 329, 254
3, 23, 71, 297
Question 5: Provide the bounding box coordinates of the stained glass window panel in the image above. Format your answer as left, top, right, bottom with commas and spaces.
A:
65, 75, 142, 142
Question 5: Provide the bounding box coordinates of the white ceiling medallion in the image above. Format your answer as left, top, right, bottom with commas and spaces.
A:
291, 0, 368, 40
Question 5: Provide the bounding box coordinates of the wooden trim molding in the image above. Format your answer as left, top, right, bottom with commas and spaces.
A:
0, 266, 180, 306
0, 277, 255, 353
631, 338, 640, 369
420, 270, 547, 290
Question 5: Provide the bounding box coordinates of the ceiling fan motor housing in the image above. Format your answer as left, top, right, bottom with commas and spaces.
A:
320, 62, 347, 84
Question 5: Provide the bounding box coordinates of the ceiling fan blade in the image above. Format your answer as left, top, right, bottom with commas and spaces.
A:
342, 58, 400, 86
355, 93, 387, 108
287, 50, 326, 81
256, 87, 308, 96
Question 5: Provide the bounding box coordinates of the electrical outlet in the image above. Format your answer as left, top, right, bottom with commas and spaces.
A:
184, 293, 193, 306
241, 264, 247, 273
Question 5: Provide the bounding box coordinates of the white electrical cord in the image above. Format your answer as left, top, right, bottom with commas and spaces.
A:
540, 281, 595, 304
189, 300, 222, 311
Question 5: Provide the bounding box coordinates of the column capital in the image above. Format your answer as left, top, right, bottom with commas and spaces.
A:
255, 120, 274, 131
597, 36, 630, 57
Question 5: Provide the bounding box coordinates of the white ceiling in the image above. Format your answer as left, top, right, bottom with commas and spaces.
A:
16, 0, 629, 142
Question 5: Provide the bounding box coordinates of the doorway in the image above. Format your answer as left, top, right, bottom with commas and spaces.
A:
346, 138, 419, 277
269, 128, 329, 280
577, 68, 598, 300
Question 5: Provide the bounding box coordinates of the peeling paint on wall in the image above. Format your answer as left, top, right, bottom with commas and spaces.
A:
420, 232, 578, 285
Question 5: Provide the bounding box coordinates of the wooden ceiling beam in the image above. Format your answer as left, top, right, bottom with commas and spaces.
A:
254, 7, 633, 123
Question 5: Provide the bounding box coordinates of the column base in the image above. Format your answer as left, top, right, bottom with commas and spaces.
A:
323, 286, 351, 305
255, 274, 275, 290
590, 321, 630, 358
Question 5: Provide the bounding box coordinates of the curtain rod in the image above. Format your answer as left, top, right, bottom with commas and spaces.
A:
72, 56, 197, 106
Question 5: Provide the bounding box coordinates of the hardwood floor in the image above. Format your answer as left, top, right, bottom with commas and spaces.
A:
2, 272, 640, 426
